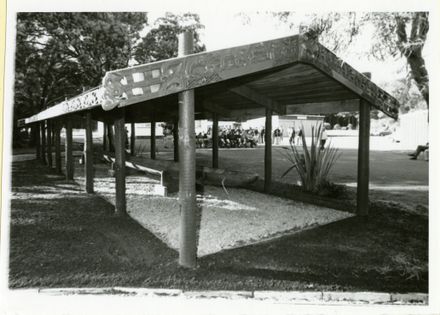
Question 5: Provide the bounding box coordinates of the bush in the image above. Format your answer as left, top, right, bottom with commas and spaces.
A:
281, 123, 340, 194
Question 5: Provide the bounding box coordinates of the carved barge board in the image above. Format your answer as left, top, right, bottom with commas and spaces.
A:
24, 87, 103, 125
20, 34, 400, 126
101, 35, 300, 109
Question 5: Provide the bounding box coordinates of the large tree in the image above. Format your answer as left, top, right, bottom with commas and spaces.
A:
13, 12, 148, 146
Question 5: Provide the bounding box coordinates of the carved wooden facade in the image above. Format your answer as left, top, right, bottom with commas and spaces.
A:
20, 34, 399, 126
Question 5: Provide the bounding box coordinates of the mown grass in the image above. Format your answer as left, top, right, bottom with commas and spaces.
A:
8, 159, 428, 292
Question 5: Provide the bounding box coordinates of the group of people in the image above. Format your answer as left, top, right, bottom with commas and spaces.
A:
195, 127, 260, 149
195, 125, 329, 149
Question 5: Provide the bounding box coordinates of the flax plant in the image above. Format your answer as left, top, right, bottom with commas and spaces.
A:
281, 123, 340, 193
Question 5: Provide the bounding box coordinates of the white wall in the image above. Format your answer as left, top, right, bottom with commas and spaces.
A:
397, 110, 429, 150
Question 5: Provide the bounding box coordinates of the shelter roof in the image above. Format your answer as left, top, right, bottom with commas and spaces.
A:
19, 34, 399, 126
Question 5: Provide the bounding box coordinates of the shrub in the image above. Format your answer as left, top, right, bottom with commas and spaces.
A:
281, 123, 341, 194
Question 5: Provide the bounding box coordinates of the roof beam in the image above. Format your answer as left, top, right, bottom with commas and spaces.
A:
229, 85, 286, 115
202, 99, 231, 118
285, 99, 359, 115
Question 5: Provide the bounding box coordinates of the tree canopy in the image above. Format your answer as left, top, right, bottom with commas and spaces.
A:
134, 12, 206, 64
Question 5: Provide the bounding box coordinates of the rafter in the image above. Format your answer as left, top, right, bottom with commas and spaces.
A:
229, 85, 286, 115
202, 99, 231, 118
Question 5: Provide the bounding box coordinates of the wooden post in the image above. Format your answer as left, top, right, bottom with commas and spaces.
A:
178, 31, 197, 268
130, 122, 136, 156
107, 123, 115, 152
150, 118, 156, 160
357, 98, 371, 216
34, 124, 41, 160
114, 110, 126, 216
264, 108, 272, 193
65, 118, 74, 180
173, 119, 179, 162
46, 120, 53, 167
41, 121, 47, 165
212, 112, 219, 168
84, 112, 94, 193
103, 122, 108, 151
54, 121, 62, 174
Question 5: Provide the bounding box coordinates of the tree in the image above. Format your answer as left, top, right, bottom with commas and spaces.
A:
134, 12, 205, 64
366, 12, 429, 107
17, 13, 148, 90
271, 12, 430, 108
14, 12, 148, 146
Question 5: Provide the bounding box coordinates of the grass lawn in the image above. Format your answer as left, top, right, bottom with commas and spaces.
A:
8, 159, 428, 292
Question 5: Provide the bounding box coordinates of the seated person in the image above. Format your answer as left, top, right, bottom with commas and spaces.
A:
408, 142, 429, 160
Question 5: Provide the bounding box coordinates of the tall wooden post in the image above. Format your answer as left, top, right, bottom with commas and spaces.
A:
65, 118, 74, 180
357, 99, 371, 216
173, 119, 179, 162
46, 120, 53, 167
212, 113, 219, 168
150, 118, 156, 160
178, 31, 197, 268
264, 108, 272, 193
84, 112, 94, 193
114, 110, 126, 216
130, 122, 136, 156
103, 122, 108, 151
54, 121, 62, 174
34, 123, 41, 160
41, 121, 47, 165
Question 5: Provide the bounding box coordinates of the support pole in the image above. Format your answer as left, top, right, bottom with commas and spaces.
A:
173, 119, 179, 162
41, 121, 47, 165
103, 122, 108, 151
150, 118, 156, 160
178, 31, 197, 268
47, 120, 53, 167
357, 99, 371, 216
84, 112, 94, 193
130, 122, 136, 156
34, 124, 41, 160
54, 121, 61, 174
65, 118, 74, 180
107, 123, 115, 152
264, 108, 272, 193
212, 112, 219, 168
114, 110, 126, 216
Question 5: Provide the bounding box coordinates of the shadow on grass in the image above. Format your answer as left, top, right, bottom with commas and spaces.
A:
199, 212, 428, 292
8, 159, 428, 293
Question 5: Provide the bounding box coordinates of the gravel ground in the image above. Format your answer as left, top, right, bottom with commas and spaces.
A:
75, 163, 352, 256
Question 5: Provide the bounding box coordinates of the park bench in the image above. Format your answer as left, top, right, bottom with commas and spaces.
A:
102, 153, 259, 196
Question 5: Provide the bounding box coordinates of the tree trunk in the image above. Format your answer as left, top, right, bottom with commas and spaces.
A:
407, 51, 429, 107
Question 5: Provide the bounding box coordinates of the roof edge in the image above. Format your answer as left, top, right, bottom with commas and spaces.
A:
298, 35, 399, 119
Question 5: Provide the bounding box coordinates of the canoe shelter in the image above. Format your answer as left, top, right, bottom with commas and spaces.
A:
18, 32, 400, 268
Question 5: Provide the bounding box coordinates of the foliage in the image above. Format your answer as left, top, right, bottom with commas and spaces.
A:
14, 12, 148, 123
134, 12, 206, 64
380, 77, 427, 114
276, 12, 361, 53
281, 124, 340, 193
366, 12, 429, 107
